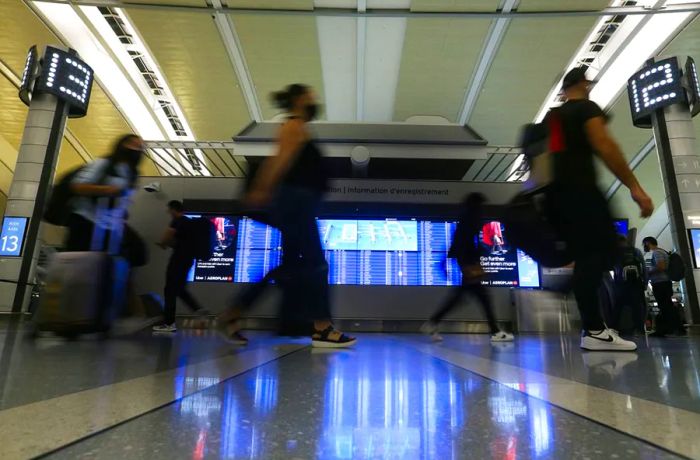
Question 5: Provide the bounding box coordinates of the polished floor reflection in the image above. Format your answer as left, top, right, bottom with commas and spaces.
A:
0, 318, 696, 459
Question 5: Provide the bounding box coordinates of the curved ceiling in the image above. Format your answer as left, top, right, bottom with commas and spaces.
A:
0, 0, 699, 221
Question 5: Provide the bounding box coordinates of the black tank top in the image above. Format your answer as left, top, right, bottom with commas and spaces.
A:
283, 136, 328, 193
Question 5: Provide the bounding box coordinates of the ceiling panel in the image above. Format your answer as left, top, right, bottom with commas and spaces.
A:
128, 9, 251, 139
393, 18, 491, 122
232, 14, 325, 120
517, 0, 610, 12
469, 16, 597, 145
0, 75, 27, 156
410, 0, 497, 12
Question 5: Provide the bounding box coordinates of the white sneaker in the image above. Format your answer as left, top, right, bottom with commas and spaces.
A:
491, 331, 514, 342
580, 329, 637, 351
420, 321, 443, 342
152, 323, 177, 334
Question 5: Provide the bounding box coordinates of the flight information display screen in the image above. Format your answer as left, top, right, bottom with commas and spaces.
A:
228, 216, 540, 288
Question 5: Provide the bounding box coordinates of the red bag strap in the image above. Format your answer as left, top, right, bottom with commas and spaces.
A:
548, 109, 566, 153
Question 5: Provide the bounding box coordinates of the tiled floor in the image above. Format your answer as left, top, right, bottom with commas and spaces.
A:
0, 318, 697, 459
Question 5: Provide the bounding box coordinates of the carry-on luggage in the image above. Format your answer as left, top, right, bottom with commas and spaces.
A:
34, 199, 129, 338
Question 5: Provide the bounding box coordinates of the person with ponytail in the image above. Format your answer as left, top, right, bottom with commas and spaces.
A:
218, 84, 356, 348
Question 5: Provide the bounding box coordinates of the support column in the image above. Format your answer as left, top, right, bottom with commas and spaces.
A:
0, 92, 67, 312
652, 102, 700, 327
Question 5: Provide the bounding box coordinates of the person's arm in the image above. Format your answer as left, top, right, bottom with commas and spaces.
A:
247, 120, 306, 204
585, 116, 654, 217
158, 228, 176, 249
71, 160, 122, 197
648, 252, 667, 274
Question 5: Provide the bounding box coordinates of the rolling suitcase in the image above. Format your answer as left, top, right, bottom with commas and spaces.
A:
34, 199, 129, 338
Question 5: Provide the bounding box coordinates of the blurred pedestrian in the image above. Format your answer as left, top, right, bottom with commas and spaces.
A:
642, 237, 684, 337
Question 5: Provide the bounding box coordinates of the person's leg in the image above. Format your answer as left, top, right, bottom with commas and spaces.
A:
65, 214, 94, 251
429, 286, 465, 323
466, 283, 500, 334
631, 282, 648, 334
573, 252, 607, 331
172, 259, 203, 313
652, 281, 674, 335
162, 257, 178, 326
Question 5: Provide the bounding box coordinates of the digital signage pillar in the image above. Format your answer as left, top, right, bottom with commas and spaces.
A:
0, 45, 93, 312
628, 56, 700, 327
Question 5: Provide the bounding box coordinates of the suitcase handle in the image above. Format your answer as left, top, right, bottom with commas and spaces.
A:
91, 196, 128, 255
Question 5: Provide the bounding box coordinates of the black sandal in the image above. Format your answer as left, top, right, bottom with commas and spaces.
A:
311, 326, 356, 348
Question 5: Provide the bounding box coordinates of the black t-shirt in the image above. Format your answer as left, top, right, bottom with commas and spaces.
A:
283, 139, 329, 194
170, 216, 190, 256
548, 99, 606, 189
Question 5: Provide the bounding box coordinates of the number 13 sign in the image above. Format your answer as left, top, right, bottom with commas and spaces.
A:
0, 217, 29, 257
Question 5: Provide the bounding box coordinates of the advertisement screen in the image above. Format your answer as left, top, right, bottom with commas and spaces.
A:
186, 215, 239, 282
477, 221, 540, 287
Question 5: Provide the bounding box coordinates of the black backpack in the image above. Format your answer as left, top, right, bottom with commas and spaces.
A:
186, 217, 217, 260
43, 167, 85, 225
43, 161, 113, 226
616, 246, 643, 282
667, 251, 687, 282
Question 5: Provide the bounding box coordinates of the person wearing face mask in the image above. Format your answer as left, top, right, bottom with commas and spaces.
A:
217, 84, 356, 348
65, 134, 144, 252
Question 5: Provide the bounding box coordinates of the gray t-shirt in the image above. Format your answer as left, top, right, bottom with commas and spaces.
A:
647, 248, 670, 284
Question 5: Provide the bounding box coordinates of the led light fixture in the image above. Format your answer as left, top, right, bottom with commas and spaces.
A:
34, 46, 93, 117
627, 56, 685, 128
18, 46, 38, 106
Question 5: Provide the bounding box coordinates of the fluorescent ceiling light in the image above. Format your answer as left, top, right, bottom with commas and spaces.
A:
590, 10, 694, 107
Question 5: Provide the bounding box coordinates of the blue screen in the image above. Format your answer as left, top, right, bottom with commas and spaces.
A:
0, 217, 28, 257
229, 216, 540, 287
690, 229, 700, 269
614, 219, 629, 236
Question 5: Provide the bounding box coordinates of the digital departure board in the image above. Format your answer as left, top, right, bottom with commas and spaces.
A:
628, 57, 685, 128
196, 216, 541, 288
35, 46, 94, 117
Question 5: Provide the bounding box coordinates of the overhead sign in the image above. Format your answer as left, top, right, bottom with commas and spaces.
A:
628, 57, 685, 128
18, 45, 38, 106
34, 46, 94, 117
0, 217, 29, 257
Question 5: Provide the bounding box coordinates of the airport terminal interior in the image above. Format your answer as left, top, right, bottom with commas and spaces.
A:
3, 0, 700, 458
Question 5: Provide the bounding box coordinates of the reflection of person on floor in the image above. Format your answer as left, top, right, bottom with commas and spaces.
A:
482, 221, 505, 255
152, 200, 208, 334
422, 193, 513, 343
213, 217, 226, 250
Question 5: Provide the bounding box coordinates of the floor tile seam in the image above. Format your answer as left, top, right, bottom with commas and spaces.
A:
0, 344, 307, 460
399, 338, 696, 460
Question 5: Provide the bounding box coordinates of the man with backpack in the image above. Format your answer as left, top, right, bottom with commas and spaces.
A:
545, 67, 654, 351
642, 237, 685, 337
153, 200, 209, 333
611, 235, 647, 335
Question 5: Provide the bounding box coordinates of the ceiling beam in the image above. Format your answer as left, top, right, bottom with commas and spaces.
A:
458, 0, 518, 125
210, 0, 263, 122
357, 0, 366, 121
34, 0, 700, 18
